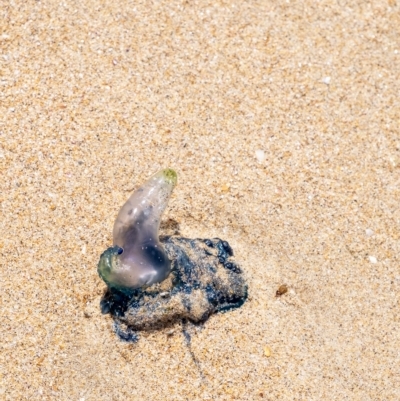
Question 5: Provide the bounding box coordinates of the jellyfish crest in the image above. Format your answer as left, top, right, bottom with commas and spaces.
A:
98, 169, 177, 292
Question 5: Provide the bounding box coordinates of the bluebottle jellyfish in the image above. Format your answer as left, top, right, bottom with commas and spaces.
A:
98, 169, 177, 293
98, 169, 247, 342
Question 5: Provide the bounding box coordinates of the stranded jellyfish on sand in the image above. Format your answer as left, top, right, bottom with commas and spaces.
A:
98, 169, 247, 342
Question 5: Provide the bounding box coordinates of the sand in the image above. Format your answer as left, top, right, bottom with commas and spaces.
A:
1, 0, 399, 400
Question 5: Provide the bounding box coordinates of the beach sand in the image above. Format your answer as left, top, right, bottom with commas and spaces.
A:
1, 1, 399, 399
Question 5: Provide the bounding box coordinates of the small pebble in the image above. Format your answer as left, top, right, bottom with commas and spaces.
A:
276, 284, 288, 297
322, 76, 331, 84
255, 149, 266, 163
263, 346, 271, 357
368, 256, 377, 264
365, 228, 374, 237
221, 184, 230, 193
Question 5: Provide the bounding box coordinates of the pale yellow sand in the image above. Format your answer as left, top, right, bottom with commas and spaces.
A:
1, 1, 399, 400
